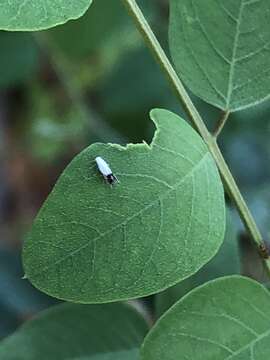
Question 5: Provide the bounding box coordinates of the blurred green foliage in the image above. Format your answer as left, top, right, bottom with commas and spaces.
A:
0, 32, 38, 89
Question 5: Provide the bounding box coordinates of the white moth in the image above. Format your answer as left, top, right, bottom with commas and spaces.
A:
95, 156, 119, 186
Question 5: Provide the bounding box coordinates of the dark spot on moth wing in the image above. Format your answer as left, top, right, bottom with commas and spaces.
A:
106, 174, 119, 185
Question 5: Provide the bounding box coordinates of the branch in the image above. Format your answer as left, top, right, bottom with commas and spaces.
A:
121, 0, 268, 268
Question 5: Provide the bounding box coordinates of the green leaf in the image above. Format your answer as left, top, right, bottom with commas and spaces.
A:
0, 32, 38, 88
0, 0, 92, 31
141, 276, 270, 360
23, 109, 225, 303
169, 0, 270, 111
155, 211, 239, 317
0, 302, 148, 360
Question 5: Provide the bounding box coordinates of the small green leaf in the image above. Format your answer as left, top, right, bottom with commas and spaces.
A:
0, 302, 148, 360
141, 276, 270, 360
23, 109, 225, 303
0, 0, 93, 31
169, 0, 270, 111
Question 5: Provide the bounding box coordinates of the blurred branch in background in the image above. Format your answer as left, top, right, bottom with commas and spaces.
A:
34, 33, 128, 145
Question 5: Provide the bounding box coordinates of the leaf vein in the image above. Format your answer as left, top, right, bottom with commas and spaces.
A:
87, 206, 125, 218
131, 196, 164, 287
181, 7, 227, 103
192, 0, 231, 65
217, 1, 238, 23
153, 144, 195, 165
235, 40, 270, 62
183, 173, 195, 247
226, 0, 245, 108
117, 172, 174, 189
232, 66, 270, 92
174, 332, 234, 354
184, 310, 259, 337
224, 329, 270, 359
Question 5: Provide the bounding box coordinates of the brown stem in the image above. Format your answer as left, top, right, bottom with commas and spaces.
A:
213, 110, 230, 138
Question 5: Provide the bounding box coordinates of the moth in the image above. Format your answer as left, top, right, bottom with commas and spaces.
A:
95, 156, 119, 186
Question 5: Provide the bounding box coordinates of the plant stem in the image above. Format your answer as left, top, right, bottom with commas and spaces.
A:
121, 0, 268, 265
213, 110, 230, 138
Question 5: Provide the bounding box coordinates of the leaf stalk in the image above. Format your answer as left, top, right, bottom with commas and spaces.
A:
213, 110, 230, 138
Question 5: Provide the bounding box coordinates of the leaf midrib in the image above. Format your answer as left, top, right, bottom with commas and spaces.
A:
29, 152, 209, 279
